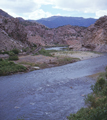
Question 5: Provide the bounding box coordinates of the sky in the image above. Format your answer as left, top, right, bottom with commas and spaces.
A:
0, 0, 107, 20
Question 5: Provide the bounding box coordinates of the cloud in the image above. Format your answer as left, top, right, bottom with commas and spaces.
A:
24, 9, 52, 20
52, 0, 107, 17
0, 0, 107, 19
0, 0, 39, 14
52, 0, 107, 11
96, 10, 107, 18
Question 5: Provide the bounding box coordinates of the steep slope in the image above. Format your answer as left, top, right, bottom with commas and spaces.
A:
82, 16, 107, 52
0, 9, 13, 18
0, 9, 87, 48
25, 21, 86, 47
35, 16, 97, 28
0, 15, 30, 51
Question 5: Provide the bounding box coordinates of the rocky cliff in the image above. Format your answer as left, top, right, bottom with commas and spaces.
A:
25, 21, 86, 47
0, 15, 30, 51
82, 16, 107, 52
1, 9, 107, 52
0, 9, 13, 18
0, 9, 87, 50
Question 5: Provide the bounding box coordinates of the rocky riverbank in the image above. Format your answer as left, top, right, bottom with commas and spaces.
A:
16, 51, 102, 71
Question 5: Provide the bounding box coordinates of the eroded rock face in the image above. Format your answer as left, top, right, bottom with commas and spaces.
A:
1, 9, 107, 52
25, 23, 86, 47
0, 15, 27, 43
82, 16, 107, 52
0, 15, 29, 50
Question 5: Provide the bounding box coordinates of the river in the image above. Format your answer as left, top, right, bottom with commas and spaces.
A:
0, 53, 107, 120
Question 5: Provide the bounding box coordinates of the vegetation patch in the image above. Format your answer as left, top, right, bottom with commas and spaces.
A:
8, 51, 19, 61
19, 62, 36, 67
34, 48, 57, 57
67, 70, 107, 120
0, 59, 27, 76
0, 48, 20, 55
57, 57, 80, 65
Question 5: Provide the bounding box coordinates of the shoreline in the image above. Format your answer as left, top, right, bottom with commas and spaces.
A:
0, 51, 103, 76
16, 51, 103, 70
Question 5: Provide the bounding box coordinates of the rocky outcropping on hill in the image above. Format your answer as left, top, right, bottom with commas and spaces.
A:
0, 15, 30, 51
0, 9, 87, 50
1, 9, 107, 53
82, 16, 107, 52
25, 22, 86, 47
0, 9, 13, 18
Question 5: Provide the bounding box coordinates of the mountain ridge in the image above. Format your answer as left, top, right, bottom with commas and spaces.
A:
35, 16, 97, 28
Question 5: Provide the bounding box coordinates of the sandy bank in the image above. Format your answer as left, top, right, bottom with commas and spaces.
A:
15, 51, 102, 70
54, 51, 102, 60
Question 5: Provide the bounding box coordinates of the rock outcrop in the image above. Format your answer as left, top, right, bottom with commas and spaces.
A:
0, 15, 30, 51
1, 9, 107, 53
0, 9, 13, 18
82, 16, 107, 52
25, 22, 86, 47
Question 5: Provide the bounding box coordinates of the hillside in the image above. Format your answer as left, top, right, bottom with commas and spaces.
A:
0, 9, 107, 52
35, 16, 97, 28
0, 15, 30, 51
82, 16, 107, 52
25, 22, 86, 47
0, 9, 13, 18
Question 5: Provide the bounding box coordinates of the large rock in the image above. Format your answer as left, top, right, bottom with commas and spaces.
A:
82, 16, 107, 52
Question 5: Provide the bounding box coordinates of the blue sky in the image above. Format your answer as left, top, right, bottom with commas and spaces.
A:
0, 0, 107, 20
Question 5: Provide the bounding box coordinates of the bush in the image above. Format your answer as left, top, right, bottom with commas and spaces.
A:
0, 49, 20, 55
36, 48, 52, 56
2, 51, 9, 54
0, 58, 3, 61
9, 55, 19, 61
8, 52, 19, 61
11, 48, 20, 54
67, 72, 107, 120
0, 60, 27, 76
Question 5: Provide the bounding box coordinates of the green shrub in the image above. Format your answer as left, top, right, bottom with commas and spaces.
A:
22, 47, 29, 52
9, 55, 19, 61
2, 51, 9, 54
0, 49, 20, 55
0, 50, 2, 54
105, 72, 107, 78
9, 51, 15, 56
11, 48, 20, 54
36, 48, 52, 56
0, 58, 3, 61
0, 60, 27, 76
8, 52, 19, 61
67, 72, 107, 120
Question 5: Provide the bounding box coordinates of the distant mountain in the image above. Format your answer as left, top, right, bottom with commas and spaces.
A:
34, 16, 97, 28
0, 9, 13, 18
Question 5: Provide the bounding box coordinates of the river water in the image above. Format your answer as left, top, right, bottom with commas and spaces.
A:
45, 46, 67, 51
0, 53, 107, 120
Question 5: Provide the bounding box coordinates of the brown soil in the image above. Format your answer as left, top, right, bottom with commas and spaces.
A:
17, 55, 56, 64
15, 51, 102, 70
